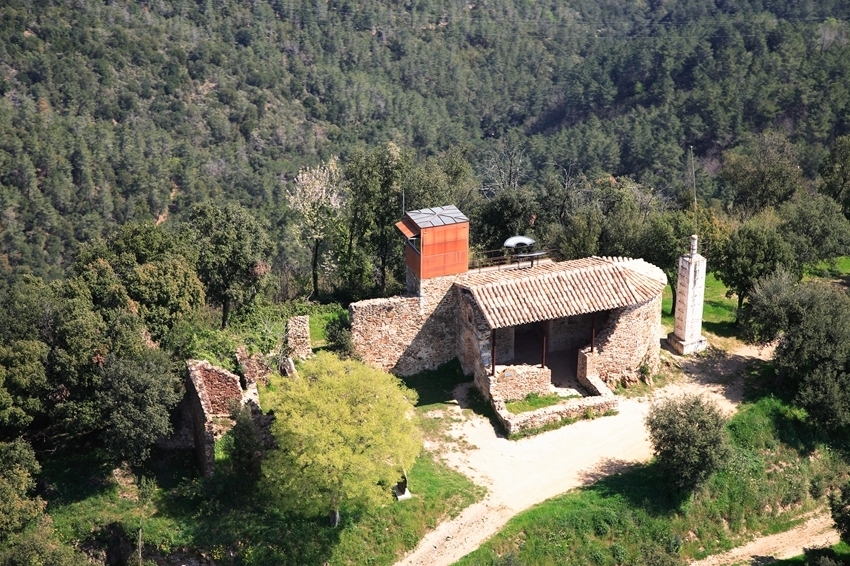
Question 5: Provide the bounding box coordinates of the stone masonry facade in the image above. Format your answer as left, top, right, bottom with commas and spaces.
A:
490, 364, 551, 401
578, 294, 662, 389
351, 274, 459, 375
350, 257, 665, 434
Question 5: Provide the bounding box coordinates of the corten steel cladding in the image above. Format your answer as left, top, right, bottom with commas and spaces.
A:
419, 223, 469, 279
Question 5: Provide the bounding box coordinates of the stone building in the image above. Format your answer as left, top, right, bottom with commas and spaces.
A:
350, 205, 667, 431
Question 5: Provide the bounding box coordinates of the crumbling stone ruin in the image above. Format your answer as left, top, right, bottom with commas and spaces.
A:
349, 205, 667, 434
279, 315, 312, 376
185, 359, 264, 476
236, 345, 273, 386
284, 315, 312, 360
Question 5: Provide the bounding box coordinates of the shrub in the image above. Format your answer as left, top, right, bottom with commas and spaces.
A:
830, 480, 850, 545
325, 310, 354, 357
646, 394, 731, 491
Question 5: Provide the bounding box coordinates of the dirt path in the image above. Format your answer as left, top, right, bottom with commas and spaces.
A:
395, 341, 774, 566
690, 513, 839, 566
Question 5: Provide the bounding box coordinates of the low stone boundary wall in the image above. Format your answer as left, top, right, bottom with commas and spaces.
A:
488, 358, 618, 437
491, 364, 551, 401
492, 393, 618, 437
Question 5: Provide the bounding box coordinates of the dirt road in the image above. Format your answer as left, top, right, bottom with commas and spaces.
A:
395, 342, 773, 566
691, 513, 839, 566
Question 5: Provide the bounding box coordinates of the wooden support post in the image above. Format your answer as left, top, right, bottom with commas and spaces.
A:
591, 312, 596, 354
540, 321, 547, 368
491, 329, 496, 376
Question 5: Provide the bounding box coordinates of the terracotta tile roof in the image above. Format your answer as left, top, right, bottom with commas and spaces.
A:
455, 257, 667, 329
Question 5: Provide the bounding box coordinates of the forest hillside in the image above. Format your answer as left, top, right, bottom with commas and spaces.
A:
2, 0, 850, 282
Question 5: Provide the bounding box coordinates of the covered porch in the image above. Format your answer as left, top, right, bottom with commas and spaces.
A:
490, 313, 611, 397
455, 257, 667, 403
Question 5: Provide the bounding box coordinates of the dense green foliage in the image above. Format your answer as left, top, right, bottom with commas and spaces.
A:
646, 394, 731, 491
831, 482, 850, 549
2, 0, 850, 284
263, 352, 422, 520
1, 0, 850, 561
744, 274, 850, 433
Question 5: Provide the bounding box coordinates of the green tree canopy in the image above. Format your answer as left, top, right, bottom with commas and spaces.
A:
263, 352, 422, 524
645, 394, 731, 492
744, 274, 850, 433
74, 222, 205, 341
720, 131, 803, 216
185, 203, 272, 328
0, 439, 44, 542
778, 194, 850, 269
818, 135, 850, 219
714, 220, 796, 317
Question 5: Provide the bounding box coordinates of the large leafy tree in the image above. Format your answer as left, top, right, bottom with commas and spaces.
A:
74, 222, 205, 341
744, 274, 850, 432
289, 158, 346, 298
97, 350, 181, 464
185, 203, 272, 328
720, 131, 803, 216
818, 135, 850, 219
778, 194, 850, 268
0, 266, 181, 462
263, 352, 421, 525
344, 143, 411, 294
0, 439, 44, 542
714, 220, 795, 317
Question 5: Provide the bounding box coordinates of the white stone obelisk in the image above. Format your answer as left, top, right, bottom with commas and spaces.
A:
667, 235, 707, 355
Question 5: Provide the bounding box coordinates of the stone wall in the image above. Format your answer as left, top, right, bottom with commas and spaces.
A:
494, 326, 515, 363
284, 315, 312, 360
578, 295, 662, 388
185, 359, 262, 477
491, 364, 551, 401
492, 394, 619, 436
548, 313, 604, 352
350, 273, 459, 375
236, 346, 272, 386
456, 289, 493, 399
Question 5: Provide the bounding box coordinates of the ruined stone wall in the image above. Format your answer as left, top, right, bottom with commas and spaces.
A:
284, 315, 312, 360
185, 359, 262, 477
491, 364, 551, 401
185, 376, 215, 477
578, 295, 662, 388
350, 274, 459, 375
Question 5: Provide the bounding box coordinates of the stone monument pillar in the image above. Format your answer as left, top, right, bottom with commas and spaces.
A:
667, 235, 708, 355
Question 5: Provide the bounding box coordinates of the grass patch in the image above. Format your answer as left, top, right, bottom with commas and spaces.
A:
455, 396, 848, 566
309, 306, 347, 348
772, 541, 850, 565
505, 392, 566, 414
